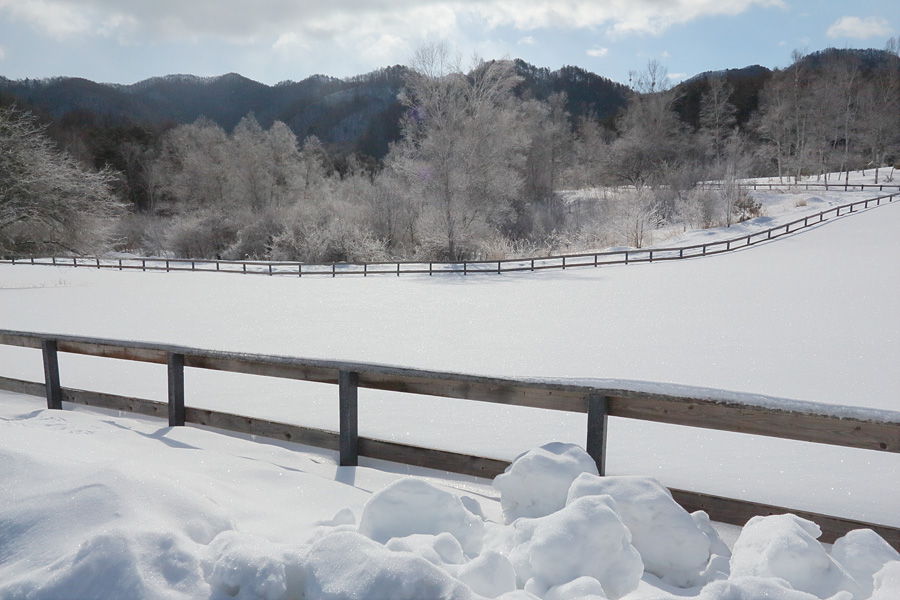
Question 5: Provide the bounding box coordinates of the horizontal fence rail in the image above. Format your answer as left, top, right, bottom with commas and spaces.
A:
3, 191, 897, 278
1, 329, 898, 548
747, 181, 900, 192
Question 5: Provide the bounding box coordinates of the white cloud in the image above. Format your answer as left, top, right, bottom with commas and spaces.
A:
1, 0, 92, 38
668, 72, 687, 80
0, 0, 789, 80
826, 16, 894, 40
661, 50, 671, 59
1, 0, 788, 45
586, 46, 608, 58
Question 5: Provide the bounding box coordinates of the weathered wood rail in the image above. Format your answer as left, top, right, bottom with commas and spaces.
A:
2, 191, 897, 277
1, 329, 898, 548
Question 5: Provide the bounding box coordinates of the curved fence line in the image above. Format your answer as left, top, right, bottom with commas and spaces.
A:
747, 181, 900, 192
3, 190, 897, 278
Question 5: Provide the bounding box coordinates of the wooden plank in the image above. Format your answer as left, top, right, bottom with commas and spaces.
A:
57, 340, 168, 364
357, 371, 588, 412
41, 339, 62, 410
62, 388, 168, 419
670, 488, 900, 550
0, 376, 46, 397
0, 331, 42, 349
607, 394, 900, 453
168, 353, 185, 426
184, 407, 340, 450
587, 394, 609, 476
339, 371, 359, 466
183, 354, 339, 384
358, 438, 511, 479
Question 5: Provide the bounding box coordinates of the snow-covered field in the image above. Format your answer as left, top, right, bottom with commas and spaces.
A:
1, 180, 898, 599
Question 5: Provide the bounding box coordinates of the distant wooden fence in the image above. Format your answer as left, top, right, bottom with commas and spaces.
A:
2, 191, 897, 277
748, 181, 900, 192
1, 329, 898, 548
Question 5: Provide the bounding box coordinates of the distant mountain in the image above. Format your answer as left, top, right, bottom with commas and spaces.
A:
671, 64, 773, 131
0, 61, 632, 158
0, 68, 408, 157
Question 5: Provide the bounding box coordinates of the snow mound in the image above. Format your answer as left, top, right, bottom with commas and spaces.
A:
493, 442, 599, 524
729, 514, 863, 599
358, 477, 485, 556
869, 562, 900, 600
303, 530, 478, 600
456, 550, 518, 598
385, 532, 466, 568
831, 529, 900, 598
0, 449, 234, 600
567, 473, 718, 587
507, 495, 643, 599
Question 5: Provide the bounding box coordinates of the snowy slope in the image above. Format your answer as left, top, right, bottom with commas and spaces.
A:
0, 186, 898, 599
0, 191, 898, 525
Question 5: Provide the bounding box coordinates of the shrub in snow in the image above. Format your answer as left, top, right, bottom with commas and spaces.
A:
456, 550, 518, 598
507, 495, 643, 599
566, 473, 714, 588
493, 442, 599, 524
358, 477, 484, 556
830, 529, 900, 598
869, 561, 900, 600
729, 514, 863, 599
303, 530, 479, 600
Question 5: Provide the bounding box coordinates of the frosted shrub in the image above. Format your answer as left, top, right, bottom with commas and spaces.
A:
166, 211, 238, 259
271, 208, 388, 263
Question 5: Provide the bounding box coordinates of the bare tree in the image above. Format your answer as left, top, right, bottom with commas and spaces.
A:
605, 60, 688, 189
0, 106, 122, 257
699, 76, 737, 163
392, 44, 525, 259
858, 42, 900, 183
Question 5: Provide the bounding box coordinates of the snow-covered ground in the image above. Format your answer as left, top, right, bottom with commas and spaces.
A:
1, 181, 898, 598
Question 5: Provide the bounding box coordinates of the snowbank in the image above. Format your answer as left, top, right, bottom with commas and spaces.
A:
3, 417, 898, 600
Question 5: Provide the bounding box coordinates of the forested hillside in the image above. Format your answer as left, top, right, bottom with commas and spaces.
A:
1, 43, 898, 261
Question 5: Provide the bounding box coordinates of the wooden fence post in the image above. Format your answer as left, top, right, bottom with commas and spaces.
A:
168, 353, 185, 426
339, 371, 359, 466
41, 339, 62, 410
586, 394, 609, 476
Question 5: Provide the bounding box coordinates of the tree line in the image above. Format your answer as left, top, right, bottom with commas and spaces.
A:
1, 43, 898, 260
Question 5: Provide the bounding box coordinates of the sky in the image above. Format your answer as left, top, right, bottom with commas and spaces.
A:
0, 1, 897, 88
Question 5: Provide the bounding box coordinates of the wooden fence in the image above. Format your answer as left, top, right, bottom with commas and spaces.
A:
748, 181, 900, 192
2, 191, 897, 278
1, 329, 898, 548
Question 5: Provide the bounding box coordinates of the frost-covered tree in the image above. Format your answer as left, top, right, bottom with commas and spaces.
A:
699, 76, 737, 163
0, 106, 122, 257
391, 44, 526, 259
604, 60, 688, 189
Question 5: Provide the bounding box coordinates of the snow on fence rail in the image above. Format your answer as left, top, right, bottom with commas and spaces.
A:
3, 191, 898, 277
1, 328, 898, 547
